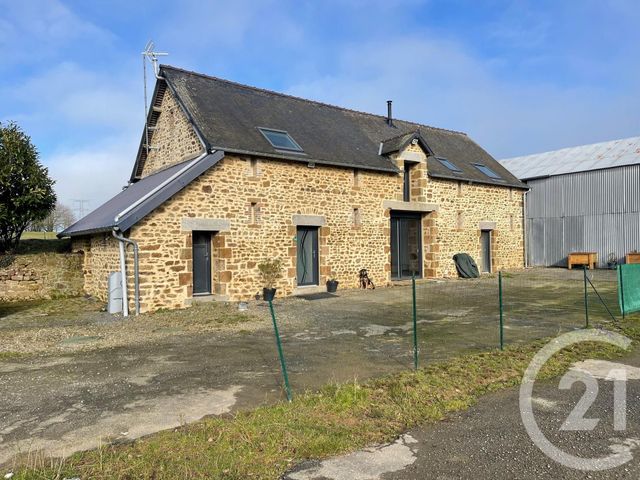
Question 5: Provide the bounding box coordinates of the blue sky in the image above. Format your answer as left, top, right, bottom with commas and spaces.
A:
1, 0, 639, 214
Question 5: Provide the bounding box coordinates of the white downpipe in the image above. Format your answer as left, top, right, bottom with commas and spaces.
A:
114, 152, 208, 223
116, 233, 129, 317
523, 189, 530, 268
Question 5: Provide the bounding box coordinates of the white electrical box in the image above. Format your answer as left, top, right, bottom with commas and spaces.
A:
108, 271, 123, 314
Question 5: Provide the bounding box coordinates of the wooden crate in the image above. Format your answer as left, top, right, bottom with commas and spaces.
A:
568, 252, 598, 270
626, 253, 640, 264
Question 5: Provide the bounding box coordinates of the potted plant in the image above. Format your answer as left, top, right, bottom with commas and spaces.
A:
257, 258, 283, 301
326, 272, 339, 293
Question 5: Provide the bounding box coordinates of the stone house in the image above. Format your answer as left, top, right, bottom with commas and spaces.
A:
61, 65, 527, 313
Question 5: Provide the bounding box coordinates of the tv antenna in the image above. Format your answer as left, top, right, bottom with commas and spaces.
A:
142, 41, 168, 156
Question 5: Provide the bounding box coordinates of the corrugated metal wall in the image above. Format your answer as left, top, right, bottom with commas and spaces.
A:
526, 164, 640, 267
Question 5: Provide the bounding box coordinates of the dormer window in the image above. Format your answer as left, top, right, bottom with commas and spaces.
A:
437, 157, 462, 173
473, 163, 503, 180
258, 128, 303, 152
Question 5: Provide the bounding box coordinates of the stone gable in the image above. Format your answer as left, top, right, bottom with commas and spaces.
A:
140, 88, 203, 177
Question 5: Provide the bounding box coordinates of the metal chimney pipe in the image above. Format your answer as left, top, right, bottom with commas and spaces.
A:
387, 100, 393, 126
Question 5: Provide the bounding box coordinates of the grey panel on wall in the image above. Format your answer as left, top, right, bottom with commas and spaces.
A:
624, 165, 640, 213
525, 165, 640, 267
564, 216, 584, 255
528, 218, 545, 266
623, 212, 640, 256
545, 217, 564, 266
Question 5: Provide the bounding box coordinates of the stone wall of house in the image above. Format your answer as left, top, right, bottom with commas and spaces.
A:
115, 148, 525, 312
0, 253, 84, 302
129, 156, 402, 312
74, 136, 524, 313
71, 234, 121, 302
140, 87, 203, 177
428, 179, 524, 277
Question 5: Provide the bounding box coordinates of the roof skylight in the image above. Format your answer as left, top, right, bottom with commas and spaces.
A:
437, 157, 462, 173
473, 163, 503, 180
258, 128, 303, 152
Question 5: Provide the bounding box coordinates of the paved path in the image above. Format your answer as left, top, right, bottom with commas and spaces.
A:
286, 348, 640, 479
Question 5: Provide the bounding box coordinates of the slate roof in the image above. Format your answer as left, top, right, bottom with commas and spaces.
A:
500, 136, 640, 180
63, 67, 526, 238
131, 65, 525, 189
60, 152, 223, 237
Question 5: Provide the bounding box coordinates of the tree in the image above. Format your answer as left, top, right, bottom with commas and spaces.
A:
0, 122, 56, 252
30, 202, 76, 232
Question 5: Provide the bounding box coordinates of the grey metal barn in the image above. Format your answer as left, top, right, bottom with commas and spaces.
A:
501, 137, 640, 268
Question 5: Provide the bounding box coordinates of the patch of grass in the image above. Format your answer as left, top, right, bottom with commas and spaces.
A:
20, 232, 59, 240
149, 302, 256, 328
15, 238, 70, 254
13, 327, 631, 480
0, 296, 101, 320
0, 351, 26, 361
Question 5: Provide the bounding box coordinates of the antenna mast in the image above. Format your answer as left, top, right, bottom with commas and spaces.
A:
141, 41, 168, 157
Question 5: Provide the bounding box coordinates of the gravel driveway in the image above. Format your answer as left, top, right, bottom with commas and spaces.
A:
0, 269, 626, 468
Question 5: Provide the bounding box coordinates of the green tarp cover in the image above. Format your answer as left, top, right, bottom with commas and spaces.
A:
618, 264, 640, 315
453, 253, 480, 279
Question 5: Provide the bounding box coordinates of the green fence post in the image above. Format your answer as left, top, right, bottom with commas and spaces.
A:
583, 265, 589, 328
268, 299, 292, 402
499, 271, 504, 351
412, 275, 419, 370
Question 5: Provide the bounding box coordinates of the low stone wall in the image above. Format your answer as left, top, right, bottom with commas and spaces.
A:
0, 253, 84, 302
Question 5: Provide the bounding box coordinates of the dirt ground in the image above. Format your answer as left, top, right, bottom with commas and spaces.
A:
0, 267, 626, 468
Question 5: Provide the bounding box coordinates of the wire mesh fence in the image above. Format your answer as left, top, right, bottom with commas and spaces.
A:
501, 267, 618, 348
266, 267, 634, 400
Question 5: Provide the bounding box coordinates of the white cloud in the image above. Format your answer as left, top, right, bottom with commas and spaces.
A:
45, 132, 139, 211
4, 61, 141, 131
2, 0, 638, 215
0, 0, 114, 69
285, 35, 640, 158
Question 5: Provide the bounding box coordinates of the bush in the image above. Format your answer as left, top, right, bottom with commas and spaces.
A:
257, 258, 284, 288
0, 122, 56, 252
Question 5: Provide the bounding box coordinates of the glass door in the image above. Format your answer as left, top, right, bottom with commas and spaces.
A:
296, 226, 319, 286
391, 213, 422, 279
481, 230, 492, 273
192, 231, 212, 294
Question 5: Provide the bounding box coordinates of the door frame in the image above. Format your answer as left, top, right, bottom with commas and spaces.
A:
390, 212, 423, 280
192, 231, 213, 295
296, 226, 320, 286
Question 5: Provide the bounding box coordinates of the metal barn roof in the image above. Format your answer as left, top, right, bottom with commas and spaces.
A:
500, 136, 640, 180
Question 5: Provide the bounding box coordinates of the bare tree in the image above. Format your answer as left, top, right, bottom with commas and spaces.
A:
30, 202, 76, 232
